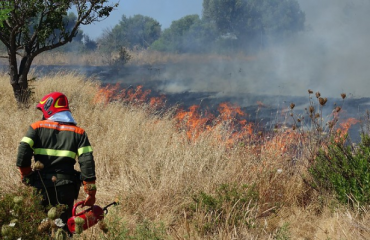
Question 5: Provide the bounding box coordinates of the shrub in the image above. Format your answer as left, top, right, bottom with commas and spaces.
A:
309, 134, 370, 206
0, 186, 49, 240
188, 183, 258, 236
97, 206, 166, 240
103, 47, 132, 68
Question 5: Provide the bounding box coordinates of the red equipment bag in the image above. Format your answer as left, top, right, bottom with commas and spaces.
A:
67, 201, 117, 234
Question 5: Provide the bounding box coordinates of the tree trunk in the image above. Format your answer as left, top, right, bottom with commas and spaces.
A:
9, 50, 32, 106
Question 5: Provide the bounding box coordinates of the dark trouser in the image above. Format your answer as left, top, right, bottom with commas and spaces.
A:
36, 184, 77, 235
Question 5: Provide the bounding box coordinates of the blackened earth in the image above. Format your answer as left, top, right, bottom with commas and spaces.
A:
2, 63, 369, 142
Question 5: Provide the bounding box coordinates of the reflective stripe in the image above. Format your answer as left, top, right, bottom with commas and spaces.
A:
78, 146, 93, 156
34, 148, 76, 158
39, 123, 77, 132
21, 137, 34, 147
30, 121, 85, 134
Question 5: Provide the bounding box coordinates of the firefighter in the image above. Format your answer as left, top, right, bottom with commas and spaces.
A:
16, 92, 97, 234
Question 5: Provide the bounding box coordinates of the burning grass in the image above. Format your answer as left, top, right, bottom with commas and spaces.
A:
1, 71, 370, 239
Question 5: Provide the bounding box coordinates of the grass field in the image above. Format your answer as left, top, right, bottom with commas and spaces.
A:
1, 68, 370, 239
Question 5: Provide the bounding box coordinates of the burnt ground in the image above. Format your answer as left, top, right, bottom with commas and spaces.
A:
2, 63, 370, 142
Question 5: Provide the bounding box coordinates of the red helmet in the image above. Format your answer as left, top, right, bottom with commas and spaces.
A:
36, 92, 70, 118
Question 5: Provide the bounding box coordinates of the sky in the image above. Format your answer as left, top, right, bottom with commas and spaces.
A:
81, 0, 203, 40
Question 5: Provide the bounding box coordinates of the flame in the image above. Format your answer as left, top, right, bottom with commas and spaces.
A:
94, 84, 166, 109
336, 117, 360, 140
175, 105, 213, 139
217, 102, 244, 120
149, 95, 166, 109
174, 102, 256, 147
95, 85, 362, 158
94, 83, 121, 104
263, 130, 302, 156
174, 101, 304, 157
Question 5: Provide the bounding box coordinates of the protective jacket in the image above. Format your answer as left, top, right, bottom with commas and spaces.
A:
16, 119, 96, 188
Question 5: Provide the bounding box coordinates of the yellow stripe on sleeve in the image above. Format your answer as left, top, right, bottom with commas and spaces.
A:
21, 137, 34, 148
78, 146, 93, 156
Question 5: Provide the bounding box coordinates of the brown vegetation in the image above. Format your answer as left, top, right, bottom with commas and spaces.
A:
1, 71, 370, 239
0, 49, 256, 67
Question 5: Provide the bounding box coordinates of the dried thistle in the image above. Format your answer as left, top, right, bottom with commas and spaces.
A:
292, 125, 296, 130
48, 207, 59, 220
75, 225, 83, 234
308, 89, 313, 94
52, 176, 57, 183
328, 121, 335, 129
335, 106, 341, 112
290, 103, 295, 109
74, 217, 85, 234
341, 93, 346, 99
319, 97, 327, 106
309, 106, 315, 113
55, 228, 68, 240
74, 216, 85, 226
297, 118, 301, 123
315, 92, 321, 98
315, 113, 320, 119
33, 161, 44, 171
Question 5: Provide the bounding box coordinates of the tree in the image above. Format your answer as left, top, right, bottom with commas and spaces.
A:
120, 14, 161, 49
0, 1, 118, 105
56, 12, 86, 53
98, 14, 161, 53
83, 35, 97, 51
150, 14, 217, 53
202, 0, 305, 51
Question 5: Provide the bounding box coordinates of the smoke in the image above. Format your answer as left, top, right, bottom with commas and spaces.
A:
273, 0, 370, 98
157, 0, 370, 100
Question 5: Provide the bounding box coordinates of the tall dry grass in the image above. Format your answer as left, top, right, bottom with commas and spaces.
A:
1, 71, 370, 239
8, 49, 256, 67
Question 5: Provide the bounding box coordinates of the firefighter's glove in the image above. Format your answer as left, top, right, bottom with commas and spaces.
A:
83, 181, 97, 207
19, 167, 33, 184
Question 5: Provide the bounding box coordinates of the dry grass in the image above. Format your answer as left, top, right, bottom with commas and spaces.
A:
1, 71, 370, 239
1, 49, 257, 67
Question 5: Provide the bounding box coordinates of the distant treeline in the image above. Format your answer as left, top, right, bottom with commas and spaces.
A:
0, 0, 305, 55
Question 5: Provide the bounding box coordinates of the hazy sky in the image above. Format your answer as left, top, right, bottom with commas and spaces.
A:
80, 0, 370, 99
81, 0, 203, 40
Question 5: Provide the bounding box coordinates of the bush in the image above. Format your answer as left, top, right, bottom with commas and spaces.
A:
188, 183, 258, 236
0, 186, 49, 240
98, 211, 166, 240
103, 47, 132, 68
309, 134, 370, 206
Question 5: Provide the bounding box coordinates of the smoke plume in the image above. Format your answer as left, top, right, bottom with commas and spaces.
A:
157, 0, 370, 101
